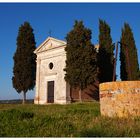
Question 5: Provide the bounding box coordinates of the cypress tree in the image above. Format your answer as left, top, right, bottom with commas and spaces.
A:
12, 22, 36, 104
98, 19, 114, 83
120, 23, 139, 80
64, 20, 97, 102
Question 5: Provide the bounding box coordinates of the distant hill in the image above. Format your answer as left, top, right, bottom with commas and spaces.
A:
0, 99, 34, 104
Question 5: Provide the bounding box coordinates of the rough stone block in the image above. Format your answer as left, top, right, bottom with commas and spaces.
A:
100, 81, 140, 117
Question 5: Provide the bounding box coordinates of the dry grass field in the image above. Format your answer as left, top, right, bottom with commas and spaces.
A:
0, 102, 140, 137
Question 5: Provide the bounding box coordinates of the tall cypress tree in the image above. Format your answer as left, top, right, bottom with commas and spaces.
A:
120, 23, 139, 80
98, 19, 114, 83
12, 22, 36, 104
64, 20, 97, 102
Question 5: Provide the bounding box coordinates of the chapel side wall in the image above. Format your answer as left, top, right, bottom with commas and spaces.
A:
100, 81, 140, 117
71, 81, 99, 102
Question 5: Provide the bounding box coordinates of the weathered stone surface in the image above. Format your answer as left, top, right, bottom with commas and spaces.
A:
100, 81, 140, 117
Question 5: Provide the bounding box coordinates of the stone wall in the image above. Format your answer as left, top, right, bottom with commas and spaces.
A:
100, 81, 140, 117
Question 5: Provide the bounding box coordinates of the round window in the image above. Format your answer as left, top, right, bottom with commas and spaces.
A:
49, 62, 53, 69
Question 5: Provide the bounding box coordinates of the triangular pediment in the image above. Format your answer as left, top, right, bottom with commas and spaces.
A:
34, 37, 66, 54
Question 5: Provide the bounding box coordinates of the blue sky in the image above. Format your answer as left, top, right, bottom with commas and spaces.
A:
0, 3, 140, 100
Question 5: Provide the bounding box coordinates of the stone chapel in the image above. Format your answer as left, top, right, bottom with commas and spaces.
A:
34, 37, 99, 105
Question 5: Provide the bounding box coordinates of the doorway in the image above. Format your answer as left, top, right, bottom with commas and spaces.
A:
47, 81, 54, 103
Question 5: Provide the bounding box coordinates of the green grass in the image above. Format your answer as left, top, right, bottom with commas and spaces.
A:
0, 102, 140, 137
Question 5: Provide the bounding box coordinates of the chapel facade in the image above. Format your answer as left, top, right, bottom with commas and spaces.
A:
34, 37, 71, 104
